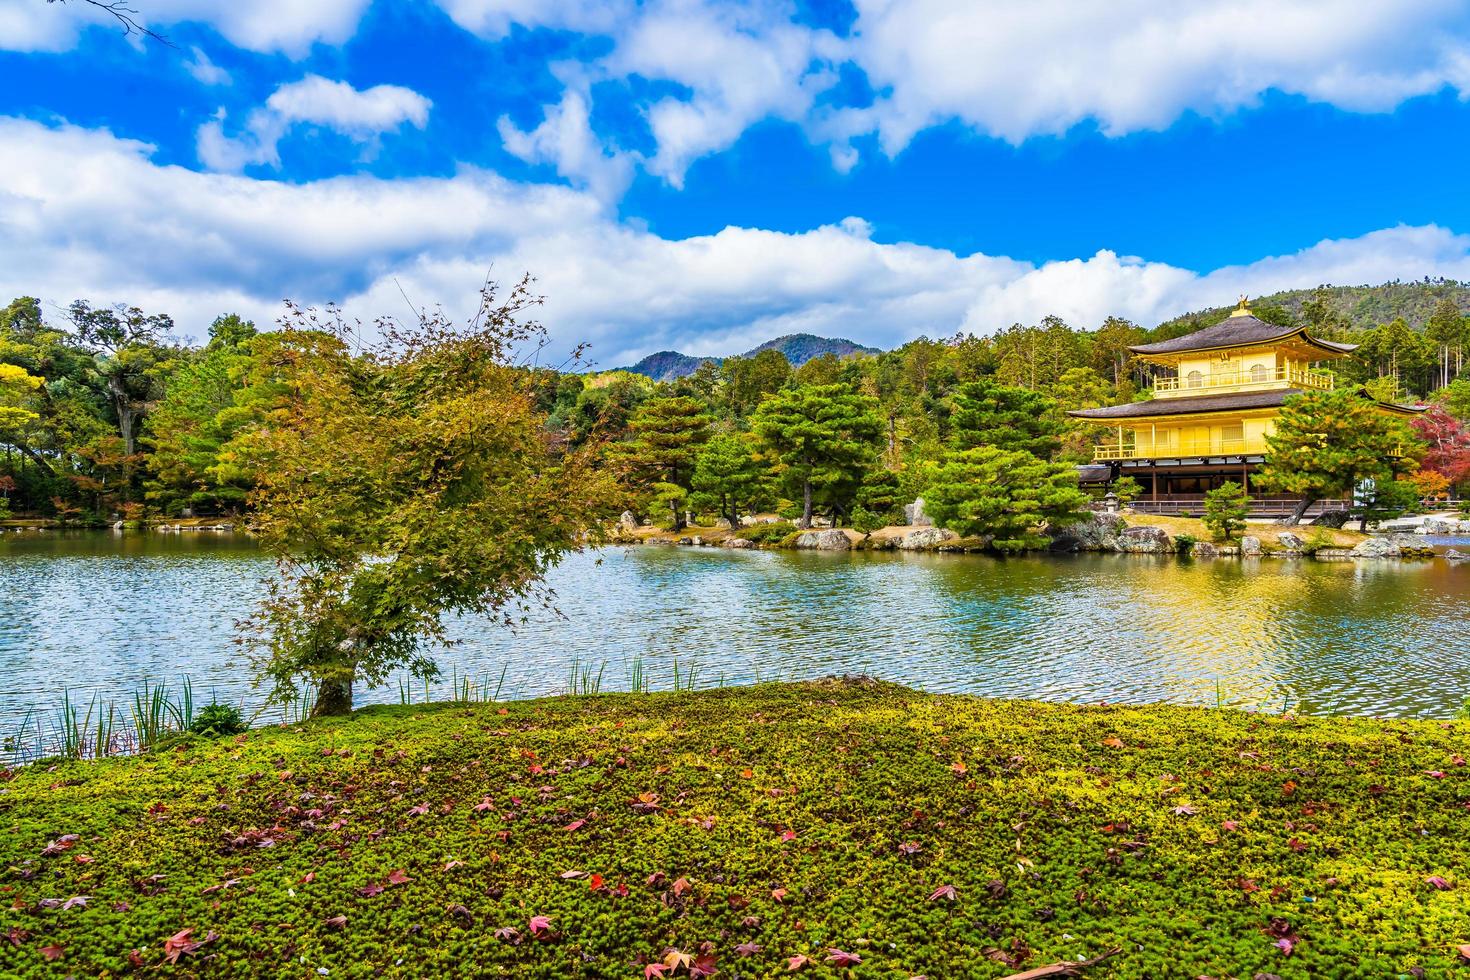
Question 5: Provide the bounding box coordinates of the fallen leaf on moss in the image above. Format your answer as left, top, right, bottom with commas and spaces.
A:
161, 928, 215, 965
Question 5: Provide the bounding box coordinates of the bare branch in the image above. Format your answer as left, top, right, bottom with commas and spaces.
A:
47, 0, 173, 46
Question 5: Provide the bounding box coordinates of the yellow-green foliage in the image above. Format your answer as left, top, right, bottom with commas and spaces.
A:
1, 682, 1467, 977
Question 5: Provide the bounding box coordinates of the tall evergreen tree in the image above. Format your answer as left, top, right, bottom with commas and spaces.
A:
751, 383, 882, 528
1256, 388, 1421, 524
1425, 298, 1467, 389
690, 432, 767, 527
612, 395, 713, 530
947, 377, 1064, 459
923, 446, 1089, 551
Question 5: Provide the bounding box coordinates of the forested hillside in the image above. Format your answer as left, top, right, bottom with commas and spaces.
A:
1160, 279, 1470, 334
622, 333, 880, 380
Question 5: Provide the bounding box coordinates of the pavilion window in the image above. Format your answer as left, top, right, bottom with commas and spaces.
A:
1249, 363, 1267, 382
1185, 369, 1203, 388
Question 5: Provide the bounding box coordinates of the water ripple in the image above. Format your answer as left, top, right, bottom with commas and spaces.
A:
2, 533, 1468, 728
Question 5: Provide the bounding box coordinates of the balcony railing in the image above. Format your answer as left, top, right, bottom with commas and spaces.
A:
1094, 436, 1271, 461
1153, 366, 1334, 395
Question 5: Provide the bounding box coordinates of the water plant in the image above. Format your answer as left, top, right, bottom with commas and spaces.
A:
187, 703, 247, 737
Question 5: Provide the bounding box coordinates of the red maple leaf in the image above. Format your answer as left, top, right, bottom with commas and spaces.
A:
563, 819, 586, 832
385, 869, 411, 886
927, 884, 957, 902
786, 953, 809, 971
826, 948, 862, 966
528, 915, 552, 936
39, 944, 65, 961
161, 928, 216, 965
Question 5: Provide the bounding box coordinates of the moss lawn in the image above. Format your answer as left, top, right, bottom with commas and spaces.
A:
2, 681, 1467, 978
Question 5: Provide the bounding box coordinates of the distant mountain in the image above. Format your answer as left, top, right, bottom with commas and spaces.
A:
620, 333, 882, 381
1156, 279, 1470, 336
621, 350, 713, 382
742, 333, 882, 364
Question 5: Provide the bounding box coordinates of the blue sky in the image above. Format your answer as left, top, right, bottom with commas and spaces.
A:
5, 0, 1470, 364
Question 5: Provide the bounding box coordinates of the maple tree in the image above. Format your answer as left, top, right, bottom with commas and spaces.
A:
235, 277, 617, 715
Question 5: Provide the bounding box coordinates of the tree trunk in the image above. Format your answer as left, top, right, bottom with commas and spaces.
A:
1284, 495, 1314, 526
18, 444, 55, 479
311, 675, 354, 717
800, 478, 813, 529
670, 496, 684, 531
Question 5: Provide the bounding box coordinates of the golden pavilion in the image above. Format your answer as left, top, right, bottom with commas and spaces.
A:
1069, 298, 1420, 508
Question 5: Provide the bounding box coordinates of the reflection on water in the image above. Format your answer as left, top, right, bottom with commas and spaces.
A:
2, 531, 1468, 727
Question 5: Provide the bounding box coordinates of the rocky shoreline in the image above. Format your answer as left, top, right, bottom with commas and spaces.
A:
614, 508, 1468, 564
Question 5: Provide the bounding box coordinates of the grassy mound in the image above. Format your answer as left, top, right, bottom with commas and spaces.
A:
2, 682, 1467, 977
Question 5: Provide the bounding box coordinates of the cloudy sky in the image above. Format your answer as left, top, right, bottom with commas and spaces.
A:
6, 1, 1470, 365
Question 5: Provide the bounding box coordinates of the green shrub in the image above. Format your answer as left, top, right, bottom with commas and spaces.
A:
1173, 532, 1197, 554
1202, 481, 1249, 541
1111, 476, 1142, 506
849, 504, 886, 536
186, 703, 246, 738
733, 520, 796, 544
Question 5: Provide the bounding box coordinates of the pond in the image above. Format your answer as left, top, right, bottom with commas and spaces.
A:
2, 531, 1468, 739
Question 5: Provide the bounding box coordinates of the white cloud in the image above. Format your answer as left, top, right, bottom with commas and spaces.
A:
436, 0, 634, 39
835, 0, 1470, 154
184, 46, 230, 86
0, 0, 371, 56
197, 75, 432, 172
498, 90, 634, 204
450, 0, 841, 189
446, 0, 1470, 188
8, 117, 1470, 366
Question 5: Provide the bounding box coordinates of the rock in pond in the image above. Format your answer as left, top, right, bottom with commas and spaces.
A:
903, 498, 934, 527
619, 510, 639, 530
1051, 513, 1125, 552
1117, 525, 1171, 554
1445, 549, 1468, 562
1239, 535, 1262, 556
1275, 531, 1306, 552
897, 527, 958, 550
1349, 537, 1398, 559
1190, 541, 1219, 557
794, 529, 851, 550
723, 537, 754, 549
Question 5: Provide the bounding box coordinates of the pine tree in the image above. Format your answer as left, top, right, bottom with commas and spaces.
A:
611, 395, 713, 530
947, 377, 1064, 459
923, 446, 1090, 551
1202, 481, 1249, 541
1351, 478, 1421, 532
751, 383, 882, 528
1255, 388, 1422, 525
690, 432, 766, 527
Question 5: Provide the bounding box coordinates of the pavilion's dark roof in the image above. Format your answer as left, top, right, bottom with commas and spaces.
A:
1075, 464, 1114, 483
1069, 387, 1425, 420
1129, 313, 1357, 357
1069, 389, 1297, 420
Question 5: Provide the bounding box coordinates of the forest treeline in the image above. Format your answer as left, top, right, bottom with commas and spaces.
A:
1, 284, 1468, 528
